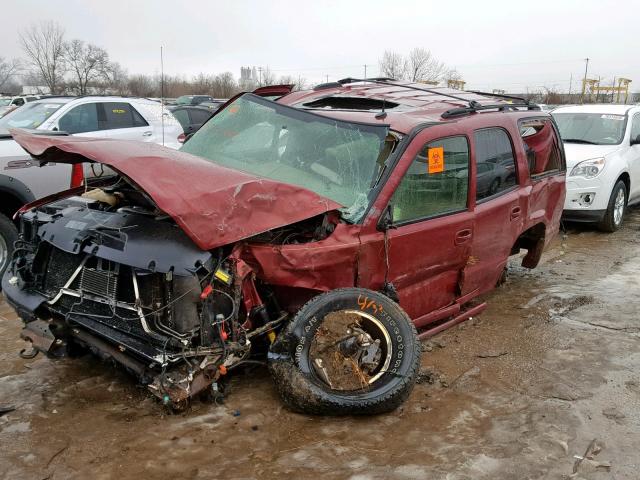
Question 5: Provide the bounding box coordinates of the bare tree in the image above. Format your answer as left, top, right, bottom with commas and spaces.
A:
127, 74, 156, 97
100, 61, 128, 94
278, 75, 307, 91
19, 21, 66, 94
64, 40, 110, 94
259, 67, 277, 86
378, 51, 406, 80
0, 57, 22, 91
406, 48, 446, 83
212, 72, 238, 97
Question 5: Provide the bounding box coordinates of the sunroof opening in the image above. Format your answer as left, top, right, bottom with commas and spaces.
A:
302, 96, 400, 111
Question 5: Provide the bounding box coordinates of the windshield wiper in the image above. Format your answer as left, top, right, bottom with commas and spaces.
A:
562, 138, 600, 145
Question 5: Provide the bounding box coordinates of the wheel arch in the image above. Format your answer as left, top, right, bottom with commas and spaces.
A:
512, 222, 547, 269
0, 174, 36, 222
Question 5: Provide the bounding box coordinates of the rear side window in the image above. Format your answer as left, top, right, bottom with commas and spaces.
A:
190, 109, 213, 124
474, 128, 517, 201
101, 102, 148, 130
391, 135, 469, 223
58, 103, 99, 134
630, 113, 640, 143
171, 109, 190, 128
519, 118, 564, 177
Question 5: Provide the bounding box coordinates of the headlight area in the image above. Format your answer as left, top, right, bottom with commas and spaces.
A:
569, 157, 605, 179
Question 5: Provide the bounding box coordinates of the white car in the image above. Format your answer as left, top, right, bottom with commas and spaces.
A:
552, 104, 640, 231
0, 95, 42, 118
0, 96, 183, 281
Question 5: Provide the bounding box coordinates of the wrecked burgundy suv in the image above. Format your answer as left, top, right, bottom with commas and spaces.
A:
2, 80, 566, 415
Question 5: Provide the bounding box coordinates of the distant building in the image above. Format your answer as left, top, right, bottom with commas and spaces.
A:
240, 66, 258, 83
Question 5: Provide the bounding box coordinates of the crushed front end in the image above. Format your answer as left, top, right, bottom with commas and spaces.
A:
2, 187, 278, 409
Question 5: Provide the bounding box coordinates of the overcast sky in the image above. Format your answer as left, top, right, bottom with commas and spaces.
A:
2, 0, 638, 93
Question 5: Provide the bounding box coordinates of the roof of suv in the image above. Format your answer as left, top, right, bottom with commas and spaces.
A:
278, 79, 534, 134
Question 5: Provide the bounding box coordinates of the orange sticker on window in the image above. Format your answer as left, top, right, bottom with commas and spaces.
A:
428, 146, 444, 174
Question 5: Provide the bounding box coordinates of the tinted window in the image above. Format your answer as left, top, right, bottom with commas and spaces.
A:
12, 98, 24, 106
520, 118, 563, 177
474, 128, 516, 201
391, 136, 469, 223
101, 102, 148, 130
58, 103, 99, 134
190, 109, 212, 125
631, 113, 640, 143
172, 108, 190, 128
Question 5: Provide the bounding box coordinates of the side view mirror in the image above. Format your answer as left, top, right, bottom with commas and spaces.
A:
377, 204, 395, 231
631, 135, 640, 146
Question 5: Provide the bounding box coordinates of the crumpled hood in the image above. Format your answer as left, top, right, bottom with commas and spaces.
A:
11, 129, 342, 251
563, 143, 622, 169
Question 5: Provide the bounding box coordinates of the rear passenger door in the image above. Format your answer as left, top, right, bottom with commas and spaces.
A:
382, 132, 474, 319
461, 127, 523, 296
99, 102, 153, 141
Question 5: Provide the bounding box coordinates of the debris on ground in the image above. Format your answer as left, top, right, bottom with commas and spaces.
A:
476, 351, 509, 358
0, 406, 16, 417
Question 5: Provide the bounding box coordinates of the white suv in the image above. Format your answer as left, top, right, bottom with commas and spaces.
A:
0, 96, 183, 282
552, 104, 640, 231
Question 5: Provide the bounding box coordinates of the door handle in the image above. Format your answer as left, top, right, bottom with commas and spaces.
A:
455, 228, 472, 245
510, 206, 521, 220
142, 131, 153, 137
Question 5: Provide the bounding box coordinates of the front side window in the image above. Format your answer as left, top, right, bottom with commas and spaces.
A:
58, 103, 99, 134
102, 102, 148, 130
11, 98, 24, 106
0, 101, 64, 134
552, 112, 626, 145
181, 94, 390, 222
474, 128, 517, 201
390, 136, 469, 223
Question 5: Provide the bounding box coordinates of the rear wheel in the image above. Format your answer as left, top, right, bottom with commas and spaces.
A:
0, 214, 18, 288
598, 180, 627, 232
268, 288, 420, 415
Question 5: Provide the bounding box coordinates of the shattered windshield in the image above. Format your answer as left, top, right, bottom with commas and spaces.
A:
181, 94, 389, 222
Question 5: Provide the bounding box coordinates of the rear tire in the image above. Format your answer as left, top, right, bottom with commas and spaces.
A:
268, 288, 420, 415
598, 180, 627, 232
0, 213, 18, 289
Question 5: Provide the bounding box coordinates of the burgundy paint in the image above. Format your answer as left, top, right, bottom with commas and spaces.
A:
11, 129, 342, 251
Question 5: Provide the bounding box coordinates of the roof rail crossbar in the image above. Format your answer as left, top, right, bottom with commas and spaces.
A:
335, 77, 480, 108
466, 90, 532, 105
441, 103, 540, 119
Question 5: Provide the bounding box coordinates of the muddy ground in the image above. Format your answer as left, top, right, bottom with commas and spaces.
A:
1, 208, 639, 480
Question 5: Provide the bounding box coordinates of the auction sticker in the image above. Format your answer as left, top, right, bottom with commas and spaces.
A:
601, 114, 624, 121
428, 146, 444, 174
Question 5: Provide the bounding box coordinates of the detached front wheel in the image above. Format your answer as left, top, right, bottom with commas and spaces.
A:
269, 288, 420, 415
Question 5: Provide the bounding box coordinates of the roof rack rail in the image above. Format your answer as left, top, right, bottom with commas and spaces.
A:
466, 90, 531, 104
336, 77, 479, 107
313, 81, 344, 91
337, 77, 397, 84
441, 102, 540, 119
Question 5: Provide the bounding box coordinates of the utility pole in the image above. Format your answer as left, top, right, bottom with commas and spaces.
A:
568, 73, 573, 97
611, 77, 616, 103
364, 64, 367, 79
258, 67, 263, 86
580, 57, 589, 104
326, 74, 329, 83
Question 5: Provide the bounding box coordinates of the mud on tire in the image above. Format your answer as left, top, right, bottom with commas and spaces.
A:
268, 288, 420, 415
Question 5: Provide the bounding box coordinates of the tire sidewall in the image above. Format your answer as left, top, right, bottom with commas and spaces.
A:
0, 214, 18, 284
288, 289, 417, 403
610, 181, 627, 228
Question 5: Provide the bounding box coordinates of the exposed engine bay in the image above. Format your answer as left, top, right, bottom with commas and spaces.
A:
4, 176, 356, 408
